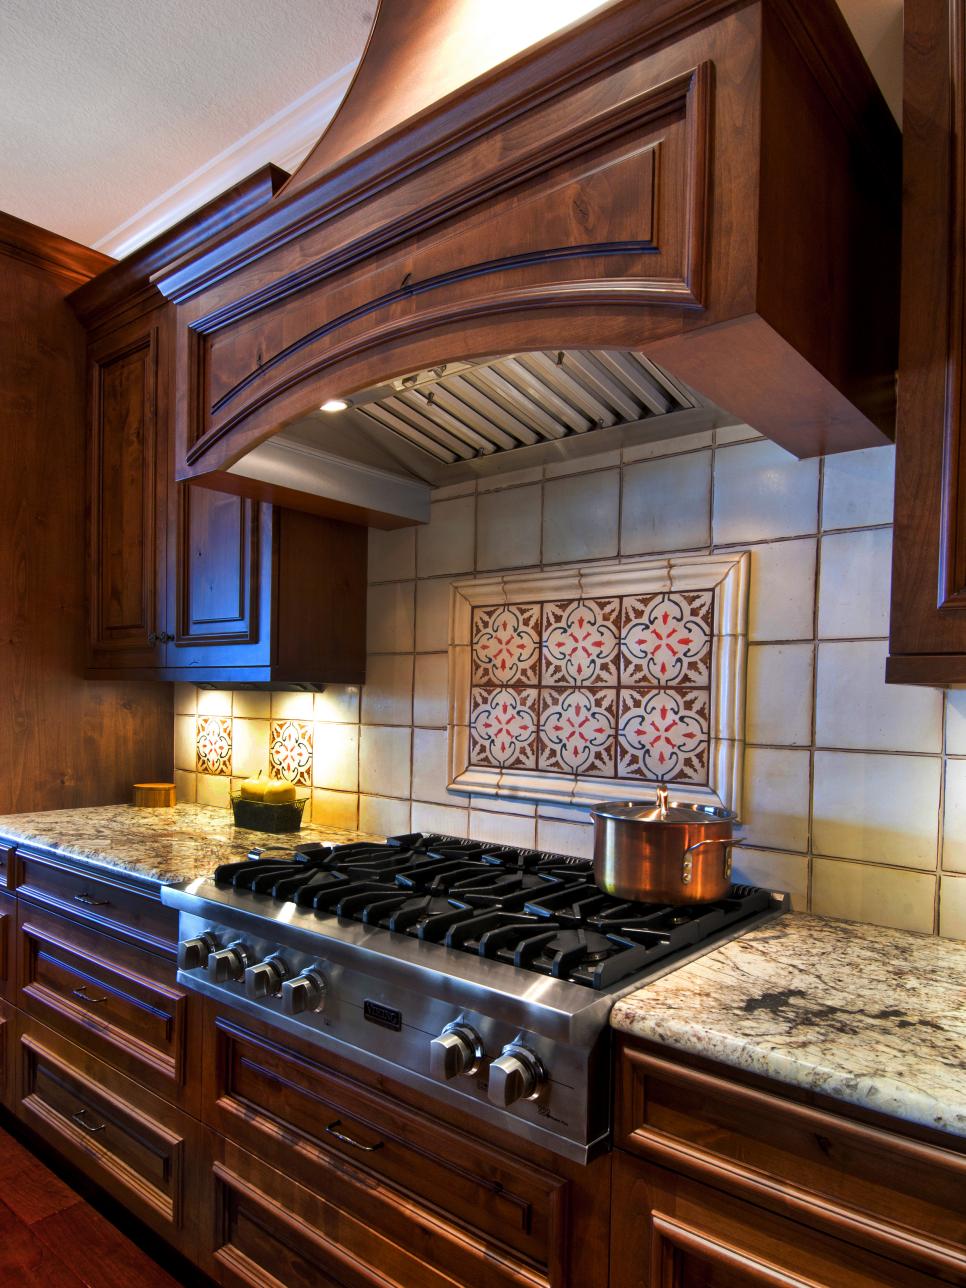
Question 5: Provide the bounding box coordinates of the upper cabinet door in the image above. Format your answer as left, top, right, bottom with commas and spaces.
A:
88, 314, 167, 668
167, 483, 273, 671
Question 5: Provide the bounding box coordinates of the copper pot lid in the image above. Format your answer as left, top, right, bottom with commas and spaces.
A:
589, 785, 737, 826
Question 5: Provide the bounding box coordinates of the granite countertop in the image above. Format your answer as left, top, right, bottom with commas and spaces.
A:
0, 803, 379, 887
611, 913, 966, 1139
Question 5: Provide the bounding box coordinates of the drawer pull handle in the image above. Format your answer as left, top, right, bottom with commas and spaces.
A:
71, 1109, 106, 1134
72, 987, 107, 1004
73, 892, 110, 907
325, 1120, 383, 1152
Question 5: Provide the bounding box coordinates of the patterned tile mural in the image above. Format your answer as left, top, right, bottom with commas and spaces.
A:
269, 720, 314, 786
469, 592, 714, 784
196, 716, 232, 776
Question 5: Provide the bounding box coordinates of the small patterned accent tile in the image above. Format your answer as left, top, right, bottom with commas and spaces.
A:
539, 687, 616, 777
620, 591, 713, 687
196, 716, 232, 777
469, 686, 538, 770
472, 603, 541, 686
269, 719, 314, 786
617, 687, 710, 783
542, 598, 620, 686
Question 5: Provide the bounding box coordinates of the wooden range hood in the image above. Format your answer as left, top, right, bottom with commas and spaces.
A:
155, 0, 900, 528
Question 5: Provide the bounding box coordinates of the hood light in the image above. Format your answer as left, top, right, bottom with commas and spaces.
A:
320, 398, 349, 413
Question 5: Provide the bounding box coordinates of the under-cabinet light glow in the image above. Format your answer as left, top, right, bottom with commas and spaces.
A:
320, 398, 349, 413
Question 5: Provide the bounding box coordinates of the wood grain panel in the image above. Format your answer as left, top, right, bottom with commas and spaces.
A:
0, 891, 13, 1001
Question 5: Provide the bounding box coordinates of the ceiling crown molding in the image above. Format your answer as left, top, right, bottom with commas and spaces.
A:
93, 60, 357, 260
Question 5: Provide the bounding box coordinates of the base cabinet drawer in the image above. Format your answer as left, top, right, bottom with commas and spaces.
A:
13, 1014, 208, 1260
14, 850, 177, 955
206, 1015, 567, 1286
16, 904, 201, 1112
611, 1153, 946, 1288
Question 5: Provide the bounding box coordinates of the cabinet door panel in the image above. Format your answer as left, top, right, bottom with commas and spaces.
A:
88, 317, 166, 667
170, 483, 272, 667
0, 891, 13, 1001
610, 1154, 941, 1288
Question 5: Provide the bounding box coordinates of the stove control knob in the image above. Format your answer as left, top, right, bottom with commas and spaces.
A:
429, 1023, 484, 1081
206, 941, 249, 984
244, 954, 288, 1000
178, 933, 217, 971
487, 1044, 545, 1107
280, 968, 328, 1016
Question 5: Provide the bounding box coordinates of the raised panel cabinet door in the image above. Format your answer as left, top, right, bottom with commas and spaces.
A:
610, 1155, 942, 1288
88, 314, 167, 667
0, 891, 13, 1000
167, 482, 272, 668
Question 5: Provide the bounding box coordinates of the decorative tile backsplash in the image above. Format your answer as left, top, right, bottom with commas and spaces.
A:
451, 554, 748, 811
270, 719, 314, 785
196, 716, 232, 776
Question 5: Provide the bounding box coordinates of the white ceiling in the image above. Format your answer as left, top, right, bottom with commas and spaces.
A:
0, 0, 901, 259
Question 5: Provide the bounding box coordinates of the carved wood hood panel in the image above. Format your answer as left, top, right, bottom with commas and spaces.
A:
156, 0, 901, 525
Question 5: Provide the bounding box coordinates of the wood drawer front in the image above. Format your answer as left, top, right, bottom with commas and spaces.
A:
0, 890, 13, 999
15, 1019, 202, 1253
617, 1045, 966, 1280
213, 1140, 536, 1288
14, 850, 177, 956
611, 1152, 945, 1288
209, 1017, 564, 1282
0, 845, 12, 890
17, 904, 198, 1111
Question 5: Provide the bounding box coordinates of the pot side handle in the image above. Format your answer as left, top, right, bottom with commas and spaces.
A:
681, 836, 748, 885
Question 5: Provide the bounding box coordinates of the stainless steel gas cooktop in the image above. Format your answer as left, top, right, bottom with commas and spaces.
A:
163, 832, 784, 1163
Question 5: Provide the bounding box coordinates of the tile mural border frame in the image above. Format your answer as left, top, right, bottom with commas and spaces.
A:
447, 552, 750, 813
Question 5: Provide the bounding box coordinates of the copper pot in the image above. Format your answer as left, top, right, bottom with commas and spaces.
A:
590, 786, 743, 904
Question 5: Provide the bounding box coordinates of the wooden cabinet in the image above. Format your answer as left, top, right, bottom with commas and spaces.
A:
888, 0, 966, 684
0, 998, 11, 1109
72, 165, 368, 686
612, 1036, 966, 1287
0, 891, 14, 1001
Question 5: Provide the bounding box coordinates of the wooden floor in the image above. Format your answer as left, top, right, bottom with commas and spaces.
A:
0, 1124, 187, 1286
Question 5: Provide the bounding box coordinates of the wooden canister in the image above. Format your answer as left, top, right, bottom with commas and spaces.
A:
133, 782, 177, 807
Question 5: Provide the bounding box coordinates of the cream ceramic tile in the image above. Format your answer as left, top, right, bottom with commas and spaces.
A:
740, 747, 809, 852
359, 726, 411, 798
431, 481, 476, 500
367, 581, 415, 653
196, 773, 231, 808
359, 794, 411, 838
314, 685, 361, 725
416, 497, 475, 578
714, 424, 764, 446
815, 640, 943, 752
477, 484, 542, 570
542, 471, 619, 564
743, 538, 817, 642
745, 644, 814, 746
536, 818, 594, 860
945, 690, 966, 755
361, 654, 414, 726
232, 691, 271, 719
817, 528, 892, 639
174, 684, 197, 715
822, 445, 895, 530
811, 858, 936, 935
271, 691, 314, 720
477, 465, 544, 492
197, 689, 232, 717
942, 759, 966, 873
545, 449, 621, 477
410, 800, 469, 837
175, 716, 197, 772
312, 723, 359, 792
368, 526, 416, 583
311, 789, 359, 830
470, 794, 536, 818
622, 430, 714, 463
621, 451, 712, 555
411, 728, 451, 805
812, 750, 940, 868
415, 578, 451, 652
232, 719, 271, 779
468, 809, 537, 849
174, 769, 197, 805
413, 654, 449, 727
939, 874, 966, 939
713, 440, 819, 544
729, 846, 809, 909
